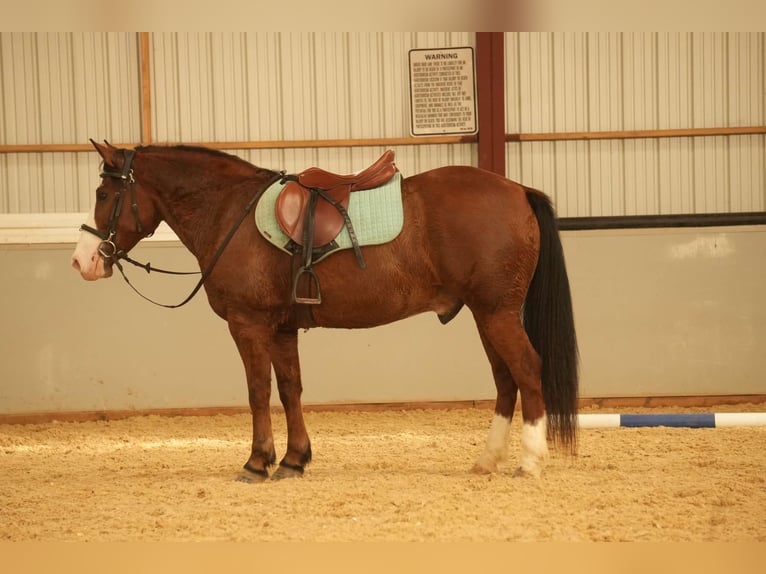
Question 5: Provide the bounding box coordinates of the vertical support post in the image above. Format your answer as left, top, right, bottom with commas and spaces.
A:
476, 32, 506, 176
139, 32, 152, 145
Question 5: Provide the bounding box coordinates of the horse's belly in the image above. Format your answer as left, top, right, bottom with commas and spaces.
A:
310, 283, 457, 330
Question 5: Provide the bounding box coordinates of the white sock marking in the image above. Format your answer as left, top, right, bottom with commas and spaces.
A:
474, 414, 511, 473
518, 414, 549, 477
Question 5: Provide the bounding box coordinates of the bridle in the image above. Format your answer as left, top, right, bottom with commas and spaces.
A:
80, 149, 145, 262
79, 148, 282, 308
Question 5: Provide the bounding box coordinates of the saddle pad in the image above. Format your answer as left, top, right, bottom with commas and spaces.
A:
255, 172, 404, 263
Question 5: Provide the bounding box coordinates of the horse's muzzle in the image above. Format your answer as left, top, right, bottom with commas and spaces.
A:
71, 250, 114, 281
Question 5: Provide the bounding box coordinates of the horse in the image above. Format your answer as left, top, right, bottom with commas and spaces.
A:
71, 141, 579, 482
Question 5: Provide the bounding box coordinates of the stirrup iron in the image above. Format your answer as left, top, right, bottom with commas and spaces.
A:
292, 266, 322, 305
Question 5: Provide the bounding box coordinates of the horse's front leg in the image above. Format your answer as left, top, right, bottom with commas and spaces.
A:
228, 320, 277, 483
270, 326, 312, 480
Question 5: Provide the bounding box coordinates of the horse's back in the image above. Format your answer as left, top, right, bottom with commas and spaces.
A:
404, 164, 527, 195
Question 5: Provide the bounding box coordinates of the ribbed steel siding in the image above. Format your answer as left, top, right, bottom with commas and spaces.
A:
0, 33, 141, 213
506, 32, 765, 217
10, 32, 762, 218
3, 32, 475, 215
151, 32, 475, 176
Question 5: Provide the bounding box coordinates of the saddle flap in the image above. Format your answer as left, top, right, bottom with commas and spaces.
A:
275, 182, 350, 248
274, 151, 398, 251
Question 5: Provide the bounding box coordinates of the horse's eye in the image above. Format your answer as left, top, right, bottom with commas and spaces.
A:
97, 192, 108, 201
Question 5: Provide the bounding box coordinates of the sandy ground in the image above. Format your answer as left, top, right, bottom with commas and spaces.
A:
1, 404, 764, 542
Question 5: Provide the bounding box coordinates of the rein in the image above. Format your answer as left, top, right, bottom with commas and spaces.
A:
114, 176, 280, 309
81, 148, 283, 308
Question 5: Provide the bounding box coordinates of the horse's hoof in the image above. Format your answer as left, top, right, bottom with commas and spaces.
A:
236, 468, 269, 483
512, 466, 540, 479
271, 464, 304, 481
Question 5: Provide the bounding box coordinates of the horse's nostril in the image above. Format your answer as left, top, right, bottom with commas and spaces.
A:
71, 257, 81, 271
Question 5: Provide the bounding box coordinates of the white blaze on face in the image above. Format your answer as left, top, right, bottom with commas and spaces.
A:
70, 208, 111, 281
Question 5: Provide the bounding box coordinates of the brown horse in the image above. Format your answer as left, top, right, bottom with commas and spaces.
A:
71, 141, 578, 481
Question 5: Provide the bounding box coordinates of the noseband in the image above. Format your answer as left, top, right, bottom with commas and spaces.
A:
80, 149, 144, 261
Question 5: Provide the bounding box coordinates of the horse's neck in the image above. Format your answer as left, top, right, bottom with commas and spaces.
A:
148, 159, 271, 259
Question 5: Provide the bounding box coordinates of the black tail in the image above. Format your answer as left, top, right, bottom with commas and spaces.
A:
523, 189, 579, 453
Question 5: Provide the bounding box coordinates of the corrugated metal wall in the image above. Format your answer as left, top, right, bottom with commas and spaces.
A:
1, 32, 763, 218
150, 32, 475, 177
0, 33, 141, 214
506, 32, 766, 216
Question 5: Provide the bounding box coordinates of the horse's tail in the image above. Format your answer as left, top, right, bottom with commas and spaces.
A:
523, 189, 579, 453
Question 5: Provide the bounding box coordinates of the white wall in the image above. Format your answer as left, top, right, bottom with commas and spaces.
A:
2, 225, 764, 415
566, 225, 766, 397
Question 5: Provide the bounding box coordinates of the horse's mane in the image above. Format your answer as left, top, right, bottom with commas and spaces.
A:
136, 144, 273, 181
137, 144, 256, 167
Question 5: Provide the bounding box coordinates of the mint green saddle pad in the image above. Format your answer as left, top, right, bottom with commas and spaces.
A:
254, 172, 404, 263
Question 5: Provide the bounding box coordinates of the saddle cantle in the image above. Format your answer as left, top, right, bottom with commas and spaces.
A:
275, 150, 397, 250
296, 149, 398, 191
273, 150, 399, 305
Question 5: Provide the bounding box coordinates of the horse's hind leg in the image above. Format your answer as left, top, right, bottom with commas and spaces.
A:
472, 325, 518, 474
270, 326, 312, 480
473, 312, 548, 478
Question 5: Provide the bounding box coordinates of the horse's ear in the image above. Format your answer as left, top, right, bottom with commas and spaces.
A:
90, 139, 122, 167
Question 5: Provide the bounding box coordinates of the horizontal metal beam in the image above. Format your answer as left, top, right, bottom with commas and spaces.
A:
508, 125, 766, 143
559, 212, 766, 231
4, 125, 764, 154
0, 135, 479, 154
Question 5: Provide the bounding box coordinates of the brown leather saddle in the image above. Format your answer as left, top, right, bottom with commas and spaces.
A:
275, 150, 398, 304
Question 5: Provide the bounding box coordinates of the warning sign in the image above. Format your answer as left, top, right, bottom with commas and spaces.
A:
409, 47, 477, 136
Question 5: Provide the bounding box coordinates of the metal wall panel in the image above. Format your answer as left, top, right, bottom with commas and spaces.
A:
150, 32, 475, 177
1, 152, 102, 214
505, 32, 765, 218
0, 32, 141, 214
3, 32, 763, 218
2, 32, 476, 216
